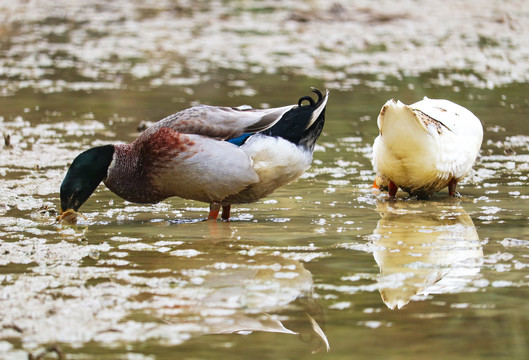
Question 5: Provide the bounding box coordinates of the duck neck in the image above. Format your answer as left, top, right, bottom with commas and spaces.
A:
104, 143, 166, 204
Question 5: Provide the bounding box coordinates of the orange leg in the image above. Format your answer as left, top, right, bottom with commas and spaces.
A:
208, 203, 220, 220
448, 179, 459, 197
371, 178, 382, 195
388, 181, 398, 198
221, 205, 231, 221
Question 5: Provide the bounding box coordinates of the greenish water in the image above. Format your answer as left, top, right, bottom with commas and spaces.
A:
1, 73, 528, 359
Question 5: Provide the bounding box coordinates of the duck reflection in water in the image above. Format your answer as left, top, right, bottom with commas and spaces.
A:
371, 200, 483, 309
151, 248, 329, 353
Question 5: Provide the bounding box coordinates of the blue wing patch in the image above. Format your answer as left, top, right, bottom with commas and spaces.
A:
227, 133, 253, 146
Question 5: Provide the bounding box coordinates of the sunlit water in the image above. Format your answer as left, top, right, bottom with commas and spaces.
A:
1, 76, 528, 360
1, 1, 529, 358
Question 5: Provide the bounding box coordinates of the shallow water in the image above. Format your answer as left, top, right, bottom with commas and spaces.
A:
1, 75, 528, 359
1, 1, 529, 359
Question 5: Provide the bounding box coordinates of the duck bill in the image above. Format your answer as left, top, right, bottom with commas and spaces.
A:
56, 208, 80, 224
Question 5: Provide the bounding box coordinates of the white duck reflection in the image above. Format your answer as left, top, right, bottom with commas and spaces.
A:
372, 200, 483, 309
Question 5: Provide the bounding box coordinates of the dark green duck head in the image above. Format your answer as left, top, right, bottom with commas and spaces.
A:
60, 145, 115, 213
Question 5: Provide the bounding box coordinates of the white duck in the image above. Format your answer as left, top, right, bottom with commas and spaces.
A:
372, 97, 483, 198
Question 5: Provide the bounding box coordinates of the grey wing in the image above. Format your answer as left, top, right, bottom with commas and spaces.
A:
147, 104, 295, 139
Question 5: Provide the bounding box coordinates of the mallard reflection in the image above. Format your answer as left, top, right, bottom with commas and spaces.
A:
372, 200, 483, 309
158, 252, 329, 353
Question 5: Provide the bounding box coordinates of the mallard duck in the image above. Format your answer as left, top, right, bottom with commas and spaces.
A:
59, 88, 329, 221
372, 97, 483, 198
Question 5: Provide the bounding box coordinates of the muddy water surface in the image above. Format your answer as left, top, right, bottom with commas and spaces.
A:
1, 0, 529, 359
1, 77, 528, 359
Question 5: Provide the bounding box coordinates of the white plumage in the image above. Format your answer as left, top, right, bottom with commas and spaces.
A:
372, 97, 483, 197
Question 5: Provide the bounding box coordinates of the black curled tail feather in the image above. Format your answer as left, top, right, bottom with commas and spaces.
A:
299, 111, 326, 151
261, 88, 328, 149
297, 88, 327, 151
298, 88, 323, 107
298, 95, 315, 107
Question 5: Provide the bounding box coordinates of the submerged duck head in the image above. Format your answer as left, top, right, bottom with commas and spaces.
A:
60, 145, 114, 214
